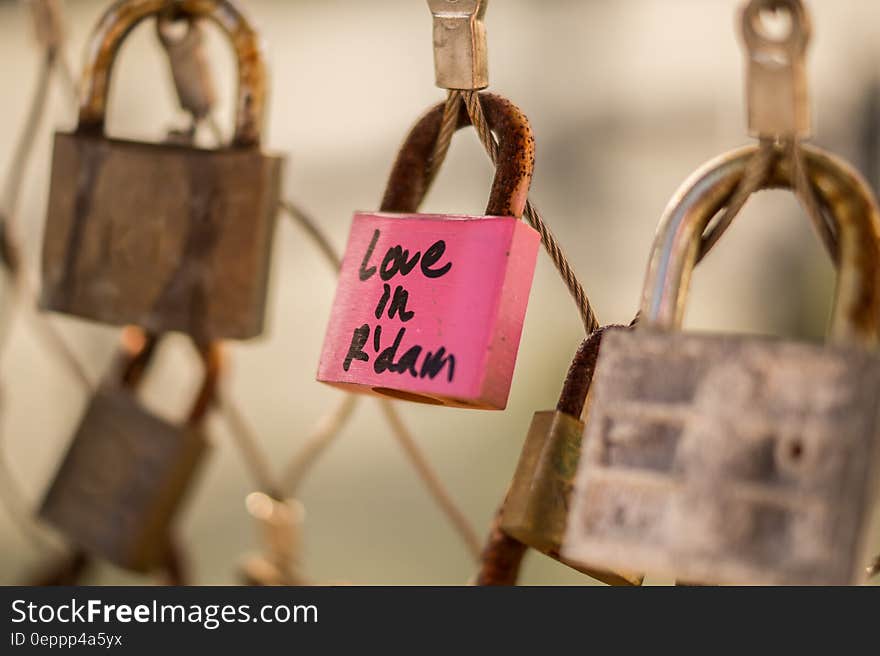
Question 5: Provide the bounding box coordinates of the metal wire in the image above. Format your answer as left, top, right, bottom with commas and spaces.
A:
0, 9, 91, 559
279, 200, 343, 270
55, 50, 78, 104
426, 90, 462, 188
461, 91, 599, 334
0, 400, 64, 555
698, 139, 839, 264
280, 395, 359, 496
0, 52, 53, 226
378, 402, 482, 558
216, 389, 284, 499
217, 369, 360, 503
790, 138, 839, 264
697, 139, 779, 262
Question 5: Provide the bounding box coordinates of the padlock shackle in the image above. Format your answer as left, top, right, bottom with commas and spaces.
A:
556, 320, 637, 418
640, 144, 880, 346
187, 340, 224, 425
557, 327, 613, 419
77, 0, 267, 147
380, 92, 534, 218
117, 327, 160, 389
112, 326, 224, 427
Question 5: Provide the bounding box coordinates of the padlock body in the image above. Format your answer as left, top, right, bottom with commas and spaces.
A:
317, 212, 540, 409
41, 132, 284, 340
501, 411, 642, 586
39, 389, 208, 572
562, 329, 880, 585
502, 411, 583, 554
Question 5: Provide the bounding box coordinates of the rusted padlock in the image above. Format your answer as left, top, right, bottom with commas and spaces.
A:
40, 0, 284, 341
317, 94, 540, 409
561, 145, 880, 586
39, 330, 222, 572
500, 329, 642, 586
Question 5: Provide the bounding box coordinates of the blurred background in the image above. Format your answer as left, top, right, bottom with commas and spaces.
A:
1, 0, 879, 585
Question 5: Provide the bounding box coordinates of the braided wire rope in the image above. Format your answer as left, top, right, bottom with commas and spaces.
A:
0, 4, 87, 560
698, 138, 839, 264
461, 91, 599, 334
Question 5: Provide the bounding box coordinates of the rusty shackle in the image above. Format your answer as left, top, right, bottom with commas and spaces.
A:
77, 0, 267, 147
380, 92, 534, 218
556, 328, 621, 419
640, 145, 880, 346
115, 326, 224, 427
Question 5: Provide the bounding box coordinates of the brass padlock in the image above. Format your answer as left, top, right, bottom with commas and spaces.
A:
561, 145, 880, 585
500, 329, 642, 586
39, 331, 222, 572
40, 0, 284, 340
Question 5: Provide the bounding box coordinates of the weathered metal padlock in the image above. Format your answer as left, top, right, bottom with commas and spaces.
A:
317, 94, 540, 409
561, 144, 880, 586
39, 331, 222, 572
40, 0, 284, 340
500, 329, 642, 586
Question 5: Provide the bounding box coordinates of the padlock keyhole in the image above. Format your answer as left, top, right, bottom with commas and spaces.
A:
775, 435, 809, 477
372, 387, 445, 406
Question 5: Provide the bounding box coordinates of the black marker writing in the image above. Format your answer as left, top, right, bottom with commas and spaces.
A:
358, 230, 380, 281
357, 229, 453, 282
374, 284, 415, 322
346, 229, 457, 383
342, 324, 455, 382
343, 324, 370, 371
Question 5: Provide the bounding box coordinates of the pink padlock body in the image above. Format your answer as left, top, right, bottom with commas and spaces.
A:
317, 212, 540, 409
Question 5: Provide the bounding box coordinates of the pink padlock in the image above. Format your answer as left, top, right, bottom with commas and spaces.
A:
317, 94, 540, 410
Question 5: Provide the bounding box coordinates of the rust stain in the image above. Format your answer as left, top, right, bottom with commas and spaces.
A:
78, 0, 266, 148
380, 92, 535, 218
150, 155, 222, 342
55, 139, 106, 310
